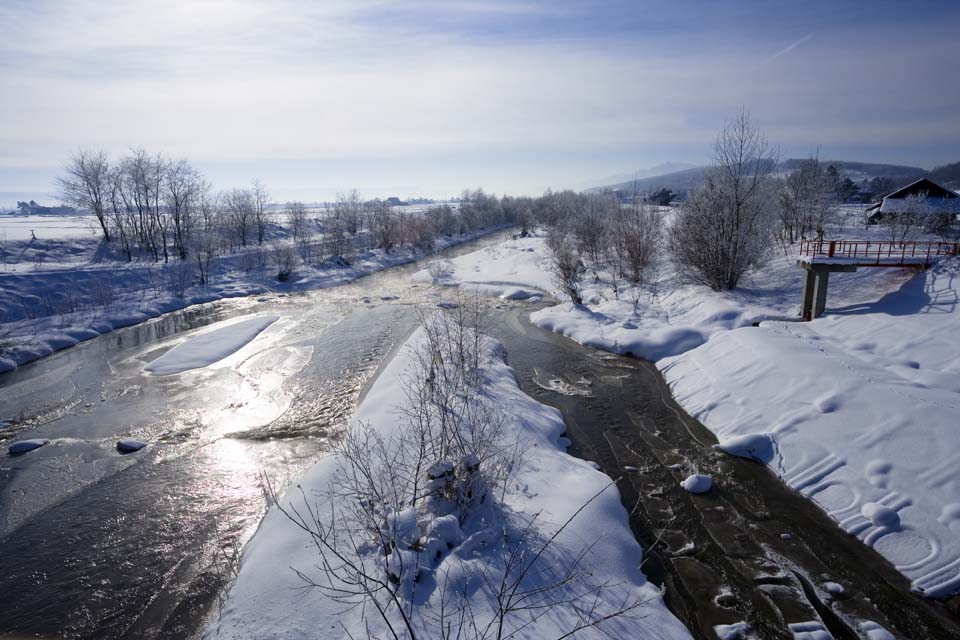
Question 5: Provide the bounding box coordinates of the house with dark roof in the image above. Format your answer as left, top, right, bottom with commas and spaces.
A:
866, 177, 960, 223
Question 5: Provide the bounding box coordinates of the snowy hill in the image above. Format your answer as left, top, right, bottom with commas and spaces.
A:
588, 159, 930, 196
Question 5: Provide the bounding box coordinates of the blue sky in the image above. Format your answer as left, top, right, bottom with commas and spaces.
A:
1, 0, 958, 204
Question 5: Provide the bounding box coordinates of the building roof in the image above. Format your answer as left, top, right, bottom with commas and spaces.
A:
866, 177, 960, 215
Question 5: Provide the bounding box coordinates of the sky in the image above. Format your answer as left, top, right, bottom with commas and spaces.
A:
1, 0, 959, 204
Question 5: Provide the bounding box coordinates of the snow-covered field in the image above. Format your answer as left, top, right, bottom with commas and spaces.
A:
0, 228, 502, 373
0, 213, 101, 242
421, 231, 960, 598
206, 327, 689, 639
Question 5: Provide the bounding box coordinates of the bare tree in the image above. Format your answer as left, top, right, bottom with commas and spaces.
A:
336, 190, 364, 235
372, 200, 400, 252
57, 150, 112, 241
164, 159, 203, 260
670, 111, 778, 290
252, 180, 270, 245
223, 188, 254, 248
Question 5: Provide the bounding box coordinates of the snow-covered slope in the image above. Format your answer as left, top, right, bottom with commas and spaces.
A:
660, 259, 960, 598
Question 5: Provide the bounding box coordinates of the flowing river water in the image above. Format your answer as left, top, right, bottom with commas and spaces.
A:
0, 231, 957, 639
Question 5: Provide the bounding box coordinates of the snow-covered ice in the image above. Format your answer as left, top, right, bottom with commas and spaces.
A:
144, 315, 278, 375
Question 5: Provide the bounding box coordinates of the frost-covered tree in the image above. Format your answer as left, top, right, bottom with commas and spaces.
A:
670, 111, 778, 291
252, 180, 270, 245
57, 150, 112, 242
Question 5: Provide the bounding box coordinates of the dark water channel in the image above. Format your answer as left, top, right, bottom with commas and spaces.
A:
0, 230, 957, 640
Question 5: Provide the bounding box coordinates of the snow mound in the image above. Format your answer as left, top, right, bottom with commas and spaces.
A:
116, 439, 147, 454
861, 502, 900, 529
8, 439, 50, 455
859, 621, 895, 640
145, 315, 278, 375
714, 621, 753, 640
681, 474, 712, 494
714, 433, 776, 463
822, 581, 844, 595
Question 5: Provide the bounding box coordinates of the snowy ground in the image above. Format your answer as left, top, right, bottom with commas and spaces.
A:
0, 228, 502, 373
0, 212, 101, 242
206, 327, 689, 640
421, 229, 960, 598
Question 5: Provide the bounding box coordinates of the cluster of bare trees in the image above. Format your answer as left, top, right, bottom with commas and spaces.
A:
58, 149, 236, 266
530, 113, 790, 294
57, 150, 526, 291
273, 294, 648, 639
776, 157, 845, 246
531, 190, 664, 304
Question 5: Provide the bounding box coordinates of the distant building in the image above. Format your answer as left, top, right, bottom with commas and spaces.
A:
865, 178, 960, 223
385, 196, 407, 207
15, 200, 77, 216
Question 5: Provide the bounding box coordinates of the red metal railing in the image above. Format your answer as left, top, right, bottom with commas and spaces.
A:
799, 239, 960, 267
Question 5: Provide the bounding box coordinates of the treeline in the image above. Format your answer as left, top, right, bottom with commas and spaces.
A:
537, 112, 960, 297
57, 149, 528, 285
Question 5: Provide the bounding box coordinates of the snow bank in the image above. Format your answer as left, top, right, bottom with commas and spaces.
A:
145, 315, 278, 375
206, 328, 688, 639
660, 261, 960, 597
411, 235, 558, 297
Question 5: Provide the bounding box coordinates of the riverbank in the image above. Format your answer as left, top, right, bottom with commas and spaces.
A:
418, 232, 960, 600
0, 226, 507, 373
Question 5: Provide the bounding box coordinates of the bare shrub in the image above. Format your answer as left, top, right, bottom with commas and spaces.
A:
271, 242, 299, 282
163, 260, 194, 297
427, 259, 454, 283
547, 227, 583, 304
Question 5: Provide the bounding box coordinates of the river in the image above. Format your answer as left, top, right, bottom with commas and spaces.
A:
0, 231, 956, 639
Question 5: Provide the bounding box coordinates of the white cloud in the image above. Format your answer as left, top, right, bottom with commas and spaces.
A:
0, 0, 957, 196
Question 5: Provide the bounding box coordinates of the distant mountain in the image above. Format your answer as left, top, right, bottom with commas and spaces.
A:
584, 162, 698, 190
587, 159, 931, 197
929, 162, 960, 189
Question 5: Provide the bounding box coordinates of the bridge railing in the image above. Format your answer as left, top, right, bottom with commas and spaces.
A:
799, 239, 960, 267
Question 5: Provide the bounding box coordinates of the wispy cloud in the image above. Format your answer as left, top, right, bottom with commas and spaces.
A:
0, 0, 958, 198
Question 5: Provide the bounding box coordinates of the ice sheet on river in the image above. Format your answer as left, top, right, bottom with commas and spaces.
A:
144, 315, 278, 375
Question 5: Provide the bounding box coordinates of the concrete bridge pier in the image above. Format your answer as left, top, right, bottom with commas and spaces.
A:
799, 262, 858, 320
